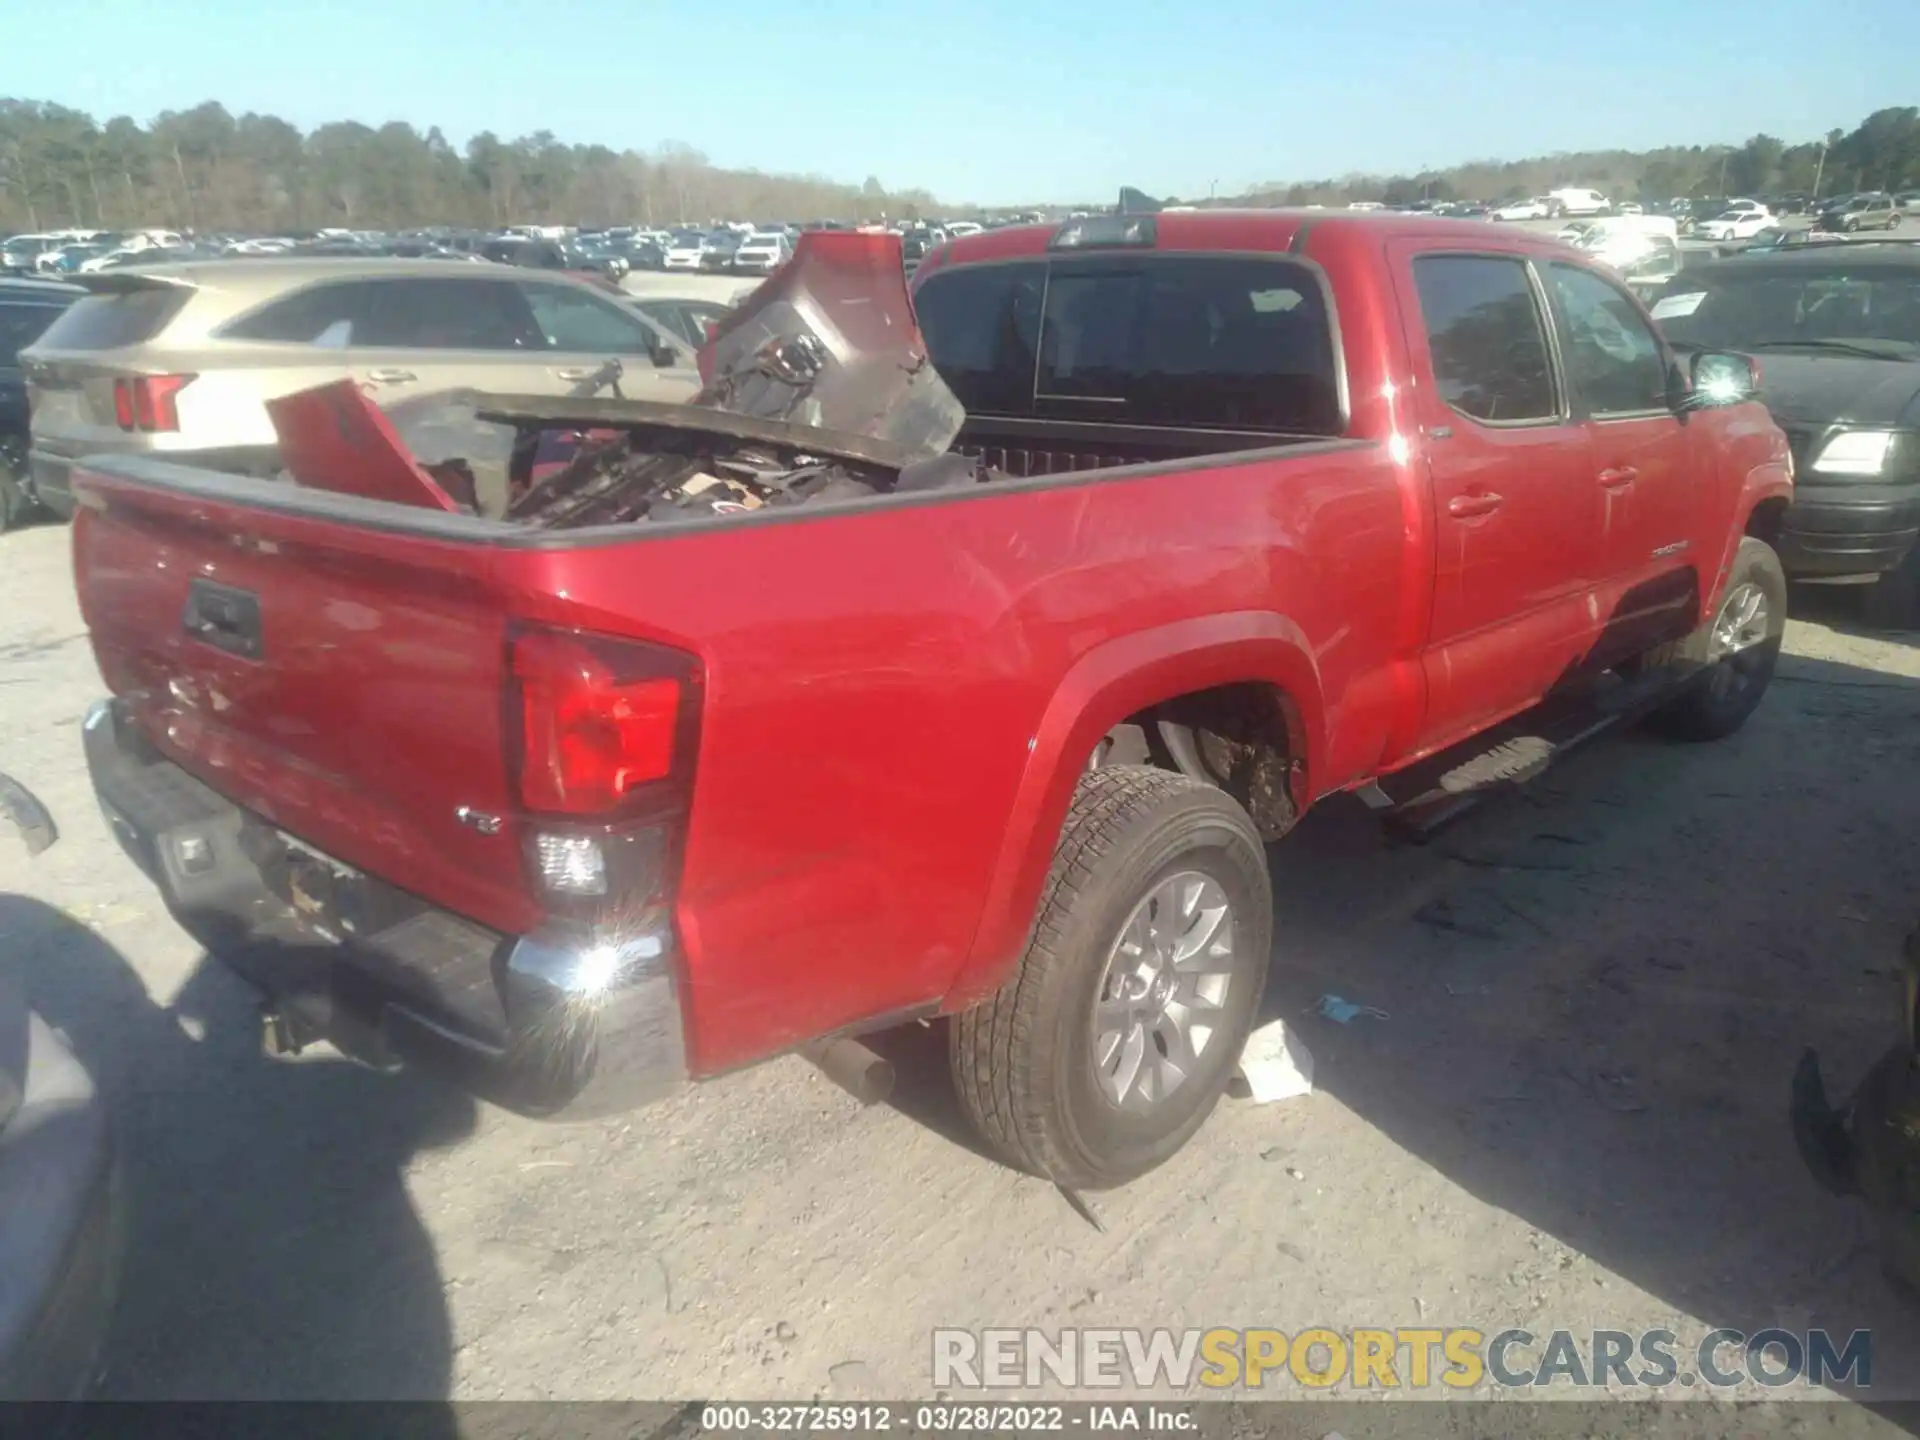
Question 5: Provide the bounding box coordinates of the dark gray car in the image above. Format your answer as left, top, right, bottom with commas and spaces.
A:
1653, 245, 1920, 623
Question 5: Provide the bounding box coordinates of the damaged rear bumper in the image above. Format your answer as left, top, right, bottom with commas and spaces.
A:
81, 698, 687, 1118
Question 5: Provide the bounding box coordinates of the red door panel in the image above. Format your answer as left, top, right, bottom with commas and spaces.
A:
1387, 243, 1605, 750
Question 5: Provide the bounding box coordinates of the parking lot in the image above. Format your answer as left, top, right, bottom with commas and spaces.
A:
5, 503, 1920, 1410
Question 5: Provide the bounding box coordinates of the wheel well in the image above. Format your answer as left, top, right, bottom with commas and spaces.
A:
1091, 682, 1306, 841
1746, 497, 1789, 551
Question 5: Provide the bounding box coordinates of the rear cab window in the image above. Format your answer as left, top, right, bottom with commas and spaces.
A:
915, 254, 1343, 435
28, 285, 189, 351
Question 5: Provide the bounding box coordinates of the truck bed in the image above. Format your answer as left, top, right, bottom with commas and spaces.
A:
952, 414, 1322, 480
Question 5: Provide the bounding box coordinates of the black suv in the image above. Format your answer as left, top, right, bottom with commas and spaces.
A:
1817, 192, 1903, 233
0, 278, 82, 531
1653, 245, 1920, 624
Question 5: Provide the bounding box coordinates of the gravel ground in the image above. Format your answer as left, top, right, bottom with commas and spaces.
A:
3, 517, 1919, 1426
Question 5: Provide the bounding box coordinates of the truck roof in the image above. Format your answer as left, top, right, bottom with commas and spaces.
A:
933, 208, 1580, 267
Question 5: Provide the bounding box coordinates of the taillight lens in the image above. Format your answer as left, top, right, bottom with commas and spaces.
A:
509, 625, 699, 817
112, 374, 195, 433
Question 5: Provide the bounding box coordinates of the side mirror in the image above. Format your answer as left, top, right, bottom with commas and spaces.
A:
651, 341, 680, 369
1679, 350, 1759, 410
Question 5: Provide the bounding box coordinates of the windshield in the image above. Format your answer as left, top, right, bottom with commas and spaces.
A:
1655, 268, 1920, 352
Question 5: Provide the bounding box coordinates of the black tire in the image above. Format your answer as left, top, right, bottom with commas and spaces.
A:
1641, 536, 1787, 742
1862, 541, 1920, 630
950, 765, 1272, 1190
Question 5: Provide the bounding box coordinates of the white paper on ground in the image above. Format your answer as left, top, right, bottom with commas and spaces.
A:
1236, 1018, 1315, 1102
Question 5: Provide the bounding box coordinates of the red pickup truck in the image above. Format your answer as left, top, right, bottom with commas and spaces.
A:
73, 217, 1791, 1190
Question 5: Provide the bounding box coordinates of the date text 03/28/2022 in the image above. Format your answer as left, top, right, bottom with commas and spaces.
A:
697, 1405, 1191, 1431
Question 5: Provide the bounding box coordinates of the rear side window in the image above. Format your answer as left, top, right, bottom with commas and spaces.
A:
914, 263, 1044, 416
520, 282, 671, 355
1411, 255, 1558, 423
0, 298, 74, 364
917, 255, 1341, 433
223, 278, 541, 350
28, 286, 188, 351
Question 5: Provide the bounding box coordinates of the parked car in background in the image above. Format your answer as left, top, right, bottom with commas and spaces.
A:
1545, 187, 1611, 217
1818, 193, 1903, 233
730, 231, 793, 275
1568, 215, 1682, 298
1737, 227, 1846, 256
700, 230, 744, 272
18, 259, 701, 518
616, 237, 667, 271
1, 235, 67, 274
1697, 210, 1777, 243
1490, 197, 1552, 221
901, 227, 947, 275
617, 272, 758, 349
222, 237, 297, 256
0, 277, 81, 530
662, 233, 709, 271
1652, 245, 1920, 624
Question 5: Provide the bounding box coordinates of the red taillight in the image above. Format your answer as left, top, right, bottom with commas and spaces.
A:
112, 373, 194, 433
509, 626, 697, 816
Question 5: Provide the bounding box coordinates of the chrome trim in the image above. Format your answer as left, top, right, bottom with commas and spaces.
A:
506, 926, 669, 997
501, 925, 688, 1117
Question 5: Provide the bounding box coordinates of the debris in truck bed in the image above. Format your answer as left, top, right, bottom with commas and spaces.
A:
504, 425, 901, 529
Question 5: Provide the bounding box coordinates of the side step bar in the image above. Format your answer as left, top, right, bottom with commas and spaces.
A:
1366, 669, 1676, 842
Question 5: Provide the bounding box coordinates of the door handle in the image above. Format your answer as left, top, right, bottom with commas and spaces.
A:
364, 367, 416, 384
552, 366, 600, 381
1447, 490, 1504, 518
1597, 465, 1639, 489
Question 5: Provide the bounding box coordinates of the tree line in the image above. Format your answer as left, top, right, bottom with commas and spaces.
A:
1, 96, 1915, 236
1220, 106, 1920, 210
0, 99, 944, 233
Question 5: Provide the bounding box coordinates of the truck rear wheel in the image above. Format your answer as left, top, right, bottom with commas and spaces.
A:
950, 766, 1271, 1190
1640, 536, 1787, 741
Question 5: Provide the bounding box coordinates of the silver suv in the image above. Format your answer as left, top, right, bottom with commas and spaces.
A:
20, 258, 701, 517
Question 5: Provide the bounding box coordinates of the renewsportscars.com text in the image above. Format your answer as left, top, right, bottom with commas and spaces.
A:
932, 1327, 1872, 1392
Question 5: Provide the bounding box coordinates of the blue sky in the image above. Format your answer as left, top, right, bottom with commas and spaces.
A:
1, 0, 1911, 204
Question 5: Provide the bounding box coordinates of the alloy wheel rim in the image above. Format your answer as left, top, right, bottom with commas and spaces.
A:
1703, 580, 1771, 703
1092, 870, 1236, 1113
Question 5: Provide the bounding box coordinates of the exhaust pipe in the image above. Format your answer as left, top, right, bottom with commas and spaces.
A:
802, 1035, 895, 1106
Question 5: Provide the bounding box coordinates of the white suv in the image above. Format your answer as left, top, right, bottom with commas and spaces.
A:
1546, 188, 1612, 217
